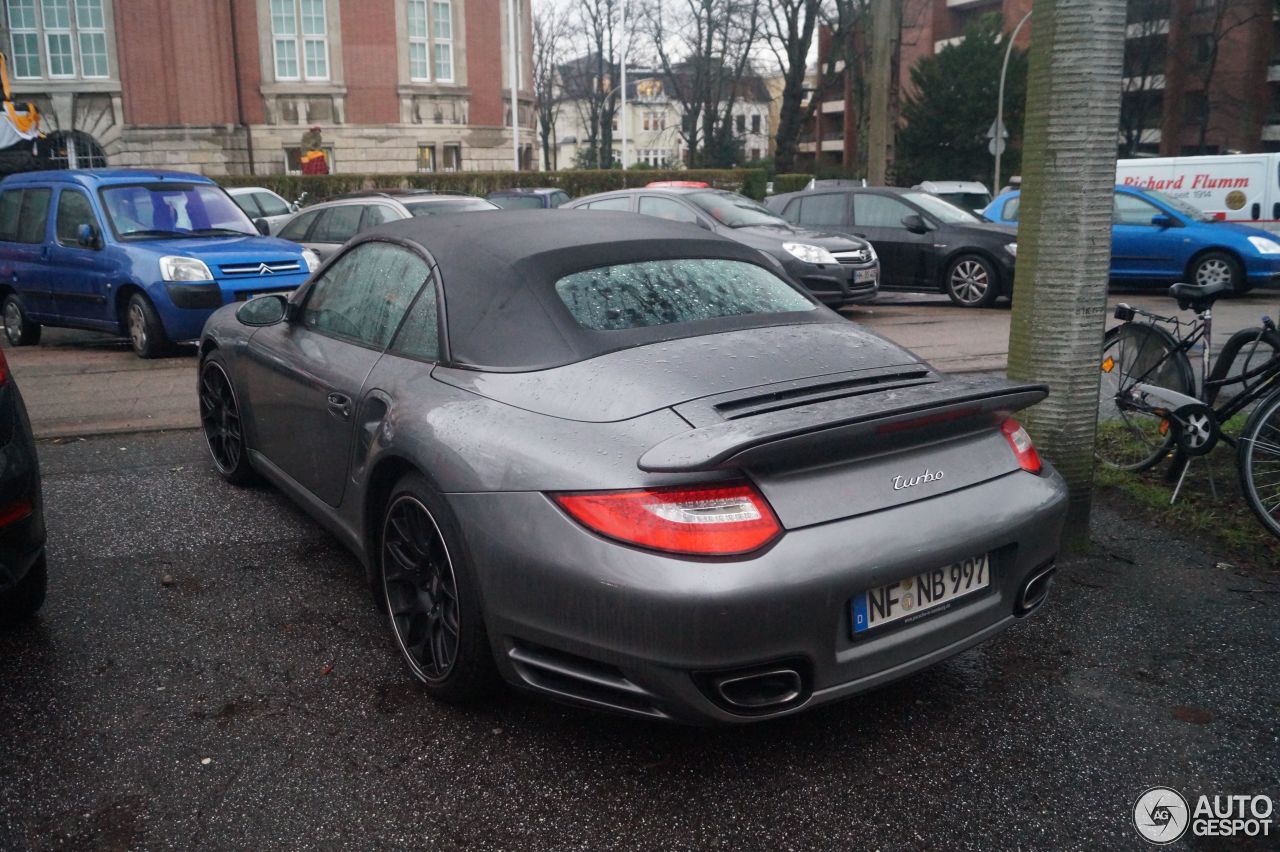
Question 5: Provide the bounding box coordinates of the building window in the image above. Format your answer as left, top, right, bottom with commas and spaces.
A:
6, 0, 109, 80
271, 0, 328, 82
441, 142, 460, 171
284, 145, 333, 174
47, 129, 106, 168
1183, 90, 1208, 126
751, 114, 761, 134
417, 143, 436, 172
749, 148, 761, 161
735, 114, 745, 134
642, 111, 665, 131
1194, 34, 1213, 64
408, 0, 429, 80
433, 0, 453, 82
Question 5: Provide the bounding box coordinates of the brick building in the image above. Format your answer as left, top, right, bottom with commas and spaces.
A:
797, 0, 1274, 172
2, 0, 534, 175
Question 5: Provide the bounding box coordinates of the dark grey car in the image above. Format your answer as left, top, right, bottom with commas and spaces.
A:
197, 210, 1067, 723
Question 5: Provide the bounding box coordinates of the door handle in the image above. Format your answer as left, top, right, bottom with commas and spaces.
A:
326, 391, 352, 419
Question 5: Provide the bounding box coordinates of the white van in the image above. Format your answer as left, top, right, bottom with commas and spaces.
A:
1115, 153, 1280, 234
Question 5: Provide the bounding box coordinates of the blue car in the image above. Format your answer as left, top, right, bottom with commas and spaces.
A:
0, 169, 319, 357
983, 185, 1280, 294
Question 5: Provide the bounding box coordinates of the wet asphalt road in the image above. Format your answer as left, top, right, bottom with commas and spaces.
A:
0, 430, 1277, 851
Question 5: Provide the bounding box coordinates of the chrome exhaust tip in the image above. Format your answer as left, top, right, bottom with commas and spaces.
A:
1017, 562, 1056, 614
712, 668, 804, 711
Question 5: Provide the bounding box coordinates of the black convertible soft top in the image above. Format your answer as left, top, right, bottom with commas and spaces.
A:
367, 210, 835, 371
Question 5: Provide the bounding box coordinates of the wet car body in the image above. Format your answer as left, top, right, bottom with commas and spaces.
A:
198, 211, 1067, 723
564, 188, 880, 308
0, 350, 45, 624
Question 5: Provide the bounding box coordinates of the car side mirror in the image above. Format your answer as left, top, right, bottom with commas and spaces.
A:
1151, 213, 1175, 229
901, 213, 930, 234
235, 293, 288, 326
75, 223, 100, 249
254, 218, 271, 236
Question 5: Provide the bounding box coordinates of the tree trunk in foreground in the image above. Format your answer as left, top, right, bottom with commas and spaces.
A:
1006, 0, 1126, 553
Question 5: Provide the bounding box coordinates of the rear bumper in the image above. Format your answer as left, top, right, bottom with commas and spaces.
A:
450, 466, 1068, 723
0, 385, 44, 594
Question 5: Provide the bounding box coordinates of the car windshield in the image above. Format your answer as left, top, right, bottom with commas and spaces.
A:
101, 183, 256, 238
490, 195, 544, 210
403, 198, 499, 216
900, 191, 982, 224
684, 191, 788, 228
1142, 189, 1213, 222
555, 258, 814, 331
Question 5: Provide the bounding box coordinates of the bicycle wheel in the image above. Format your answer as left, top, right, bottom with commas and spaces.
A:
1096, 323, 1195, 471
1204, 328, 1280, 406
1238, 388, 1280, 540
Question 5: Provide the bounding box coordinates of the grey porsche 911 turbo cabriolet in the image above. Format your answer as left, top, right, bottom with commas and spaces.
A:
197, 210, 1067, 723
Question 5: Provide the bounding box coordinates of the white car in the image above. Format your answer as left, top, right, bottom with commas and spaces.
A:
914, 180, 993, 216
226, 186, 297, 235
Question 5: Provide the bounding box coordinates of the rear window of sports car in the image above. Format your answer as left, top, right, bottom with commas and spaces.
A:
553, 258, 814, 331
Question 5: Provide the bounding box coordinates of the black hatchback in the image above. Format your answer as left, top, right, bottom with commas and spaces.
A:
0, 348, 45, 625
765, 187, 1019, 308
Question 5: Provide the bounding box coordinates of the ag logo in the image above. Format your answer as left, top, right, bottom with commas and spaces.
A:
1225, 189, 1247, 210
1134, 786, 1189, 844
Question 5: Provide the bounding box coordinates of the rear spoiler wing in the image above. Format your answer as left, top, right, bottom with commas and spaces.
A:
639, 377, 1048, 473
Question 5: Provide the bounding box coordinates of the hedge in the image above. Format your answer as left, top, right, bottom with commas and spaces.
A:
771, 173, 813, 195
218, 168, 769, 203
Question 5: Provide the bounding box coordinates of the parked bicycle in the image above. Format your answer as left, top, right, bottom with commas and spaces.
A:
1095, 279, 1280, 539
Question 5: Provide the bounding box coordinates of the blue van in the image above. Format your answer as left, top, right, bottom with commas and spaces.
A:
983, 185, 1280, 294
0, 169, 318, 357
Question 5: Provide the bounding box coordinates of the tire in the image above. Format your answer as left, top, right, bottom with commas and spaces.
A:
2, 294, 41, 346
0, 555, 47, 626
1238, 389, 1280, 540
198, 353, 257, 485
125, 292, 171, 358
379, 472, 499, 704
1096, 322, 1195, 471
944, 254, 1000, 308
1189, 250, 1247, 296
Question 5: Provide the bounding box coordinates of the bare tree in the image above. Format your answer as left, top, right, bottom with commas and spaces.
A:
1119, 0, 1169, 155
644, 0, 763, 166
1006, 0, 1127, 550
1183, 0, 1271, 153
533, 3, 568, 171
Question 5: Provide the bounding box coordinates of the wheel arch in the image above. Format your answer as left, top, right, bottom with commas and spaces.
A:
1183, 246, 1244, 284
362, 455, 425, 572
113, 281, 146, 332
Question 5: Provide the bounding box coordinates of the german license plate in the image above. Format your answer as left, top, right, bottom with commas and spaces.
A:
852, 554, 990, 636
854, 269, 877, 284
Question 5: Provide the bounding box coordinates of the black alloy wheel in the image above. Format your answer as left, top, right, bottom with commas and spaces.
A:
199, 357, 254, 484
382, 494, 462, 684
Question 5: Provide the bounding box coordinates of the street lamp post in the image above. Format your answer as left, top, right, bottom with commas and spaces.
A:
620, 1, 628, 170
993, 9, 1032, 193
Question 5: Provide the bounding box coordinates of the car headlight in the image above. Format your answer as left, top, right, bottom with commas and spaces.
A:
1247, 235, 1280, 255
159, 256, 214, 282
302, 248, 322, 273
782, 242, 838, 265
1004, 242, 1018, 258
865, 244, 878, 262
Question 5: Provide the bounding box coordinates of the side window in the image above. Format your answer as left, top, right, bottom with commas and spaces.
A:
56, 190, 98, 246
15, 188, 51, 244
254, 191, 291, 218
1002, 197, 1021, 222
552, 192, 570, 208
0, 192, 21, 241
780, 198, 801, 224
362, 204, 400, 229
391, 281, 441, 361
586, 197, 630, 211
302, 242, 430, 348
312, 205, 364, 243
638, 196, 698, 224
279, 209, 320, 242
853, 194, 915, 229
232, 193, 261, 217
796, 193, 847, 227
1114, 194, 1160, 226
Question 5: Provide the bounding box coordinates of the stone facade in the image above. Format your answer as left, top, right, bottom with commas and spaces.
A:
2, 0, 535, 176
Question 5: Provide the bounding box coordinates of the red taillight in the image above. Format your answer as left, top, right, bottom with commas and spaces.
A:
1002, 418, 1042, 474
554, 482, 782, 557
0, 497, 32, 527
